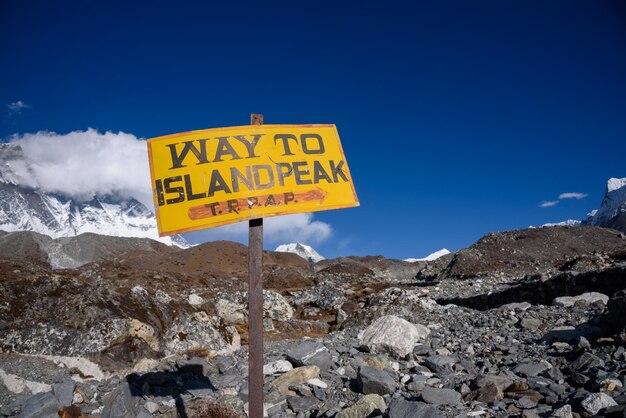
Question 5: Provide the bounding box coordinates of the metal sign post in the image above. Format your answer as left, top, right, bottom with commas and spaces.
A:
145, 113, 359, 418
248, 113, 264, 418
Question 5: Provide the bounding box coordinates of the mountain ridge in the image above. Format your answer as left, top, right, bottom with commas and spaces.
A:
0, 143, 188, 247
275, 242, 325, 263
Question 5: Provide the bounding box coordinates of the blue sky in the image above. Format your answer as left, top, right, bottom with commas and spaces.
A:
1, 1, 625, 259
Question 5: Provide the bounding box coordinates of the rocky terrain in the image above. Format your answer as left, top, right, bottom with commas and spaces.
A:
0, 225, 625, 418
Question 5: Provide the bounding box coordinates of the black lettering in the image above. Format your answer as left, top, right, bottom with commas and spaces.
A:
207, 202, 220, 216
184, 174, 206, 200
232, 134, 263, 159
275, 163, 293, 186
227, 199, 239, 214
293, 161, 312, 185
330, 160, 348, 182
284, 192, 295, 205
155, 179, 165, 206
247, 197, 259, 208
164, 176, 185, 204
208, 169, 232, 197
274, 134, 298, 156
253, 165, 275, 189
214, 136, 241, 162
301, 133, 325, 154
313, 160, 332, 184
264, 194, 276, 207
231, 166, 254, 192
166, 139, 209, 169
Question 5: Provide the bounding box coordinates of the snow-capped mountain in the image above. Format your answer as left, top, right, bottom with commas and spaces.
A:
275, 242, 325, 263
0, 143, 188, 247
583, 177, 626, 233
404, 248, 451, 263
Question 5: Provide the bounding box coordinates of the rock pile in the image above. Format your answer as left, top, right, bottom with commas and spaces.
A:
0, 226, 625, 417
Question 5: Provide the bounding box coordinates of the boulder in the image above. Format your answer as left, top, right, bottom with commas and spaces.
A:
101, 384, 136, 418
271, 366, 320, 395
286, 340, 331, 371
20, 392, 61, 418
358, 315, 430, 358
164, 313, 240, 356
552, 404, 573, 418
52, 380, 75, 407
424, 355, 457, 373
287, 396, 320, 413
388, 398, 444, 418
261, 290, 294, 321
421, 386, 462, 406
357, 366, 397, 395
188, 293, 204, 306
263, 359, 293, 375
335, 394, 386, 418
580, 392, 617, 416
513, 361, 552, 377
553, 292, 609, 307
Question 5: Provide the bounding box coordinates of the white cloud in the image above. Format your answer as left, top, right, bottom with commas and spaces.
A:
558, 192, 587, 200
187, 213, 332, 245
6, 100, 30, 116
9, 128, 154, 207
7, 129, 333, 245
539, 200, 559, 208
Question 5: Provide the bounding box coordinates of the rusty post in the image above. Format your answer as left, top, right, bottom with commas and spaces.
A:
248, 113, 264, 418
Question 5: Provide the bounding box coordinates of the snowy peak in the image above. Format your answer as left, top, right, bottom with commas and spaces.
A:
0, 143, 188, 247
607, 177, 626, 193
275, 242, 325, 263
583, 177, 626, 232
405, 248, 451, 263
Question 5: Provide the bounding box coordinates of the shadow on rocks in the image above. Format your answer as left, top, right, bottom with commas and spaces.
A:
126, 364, 216, 418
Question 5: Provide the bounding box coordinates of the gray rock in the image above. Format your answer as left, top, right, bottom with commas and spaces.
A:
101, 383, 136, 418
358, 315, 430, 358
552, 404, 573, 418
287, 396, 320, 412
421, 386, 462, 406
136, 407, 151, 418
388, 398, 444, 418
500, 302, 532, 311
424, 355, 457, 373
580, 392, 617, 416
569, 352, 604, 372
520, 318, 542, 331
264, 359, 293, 375
335, 394, 386, 418
357, 366, 397, 395
286, 340, 331, 372
518, 396, 537, 408
20, 392, 61, 418
513, 361, 551, 377
553, 292, 609, 307
465, 374, 514, 404
53, 380, 75, 407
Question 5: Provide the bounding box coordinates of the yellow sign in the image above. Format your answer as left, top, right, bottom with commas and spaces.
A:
147, 124, 359, 236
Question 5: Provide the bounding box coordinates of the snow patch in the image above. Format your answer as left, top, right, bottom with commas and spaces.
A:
540, 219, 582, 228
275, 242, 325, 263
405, 248, 451, 263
